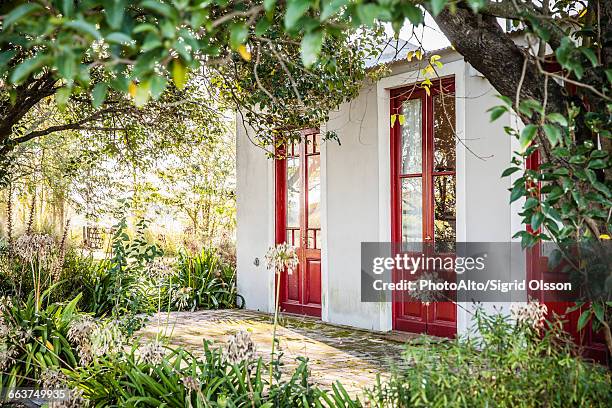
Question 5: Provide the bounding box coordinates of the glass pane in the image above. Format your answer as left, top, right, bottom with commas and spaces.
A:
287, 157, 300, 228
433, 175, 456, 244
307, 155, 321, 228
400, 98, 422, 174
433, 92, 456, 172
401, 178, 422, 243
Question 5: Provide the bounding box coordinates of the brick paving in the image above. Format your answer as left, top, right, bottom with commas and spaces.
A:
138, 309, 424, 398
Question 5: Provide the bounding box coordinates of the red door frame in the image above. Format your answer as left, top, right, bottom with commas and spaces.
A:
390, 77, 457, 337
275, 129, 322, 318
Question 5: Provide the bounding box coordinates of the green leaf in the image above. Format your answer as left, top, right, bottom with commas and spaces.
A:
524, 197, 539, 210
356, 4, 382, 26
577, 309, 592, 331
519, 124, 538, 151
106, 0, 126, 29
496, 95, 513, 106
140, 0, 174, 18
255, 18, 271, 36
264, 0, 277, 14
592, 303, 604, 323
285, 0, 310, 30
588, 159, 608, 169
60, 0, 74, 17
488, 105, 507, 121
134, 81, 150, 107
10, 54, 49, 84
542, 124, 560, 147
592, 181, 611, 197
229, 23, 248, 50
92, 83, 108, 108
55, 87, 71, 107
321, 0, 349, 22
106, 32, 133, 44
430, 0, 447, 16
301, 30, 324, 68
402, 4, 424, 25
530, 211, 544, 230
3, 3, 42, 28
65, 20, 102, 39
547, 112, 568, 127
501, 167, 520, 177
150, 76, 168, 99
580, 47, 598, 67
509, 184, 526, 203
56, 52, 77, 80
171, 59, 187, 90
519, 99, 543, 116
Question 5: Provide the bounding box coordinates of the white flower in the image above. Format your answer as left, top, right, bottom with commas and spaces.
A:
265, 243, 299, 275
173, 287, 193, 310
225, 330, 257, 365
139, 341, 166, 365
148, 259, 174, 279
68, 316, 122, 365
13, 234, 57, 263
0, 346, 18, 371
511, 299, 548, 331
182, 376, 201, 392
40, 368, 68, 389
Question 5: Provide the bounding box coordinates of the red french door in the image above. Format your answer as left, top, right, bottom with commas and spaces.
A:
275, 129, 322, 318
390, 78, 457, 337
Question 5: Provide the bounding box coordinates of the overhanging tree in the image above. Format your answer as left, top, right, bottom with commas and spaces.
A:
0, 0, 610, 352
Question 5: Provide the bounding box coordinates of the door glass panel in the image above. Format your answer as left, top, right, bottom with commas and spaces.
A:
286, 157, 300, 228
307, 155, 321, 229
401, 99, 422, 175
433, 175, 456, 244
433, 92, 456, 172
401, 178, 422, 243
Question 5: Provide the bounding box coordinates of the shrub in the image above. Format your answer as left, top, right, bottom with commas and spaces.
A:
171, 248, 244, 311
66, 340, 357, 407
0, 293, 81, 389
366, 306, 612, 407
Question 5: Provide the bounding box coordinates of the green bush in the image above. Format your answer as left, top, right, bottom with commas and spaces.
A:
66, 341, 357, 407
366, 307, 612, 407
0, 292, 81, 390
171, 248, 244, 311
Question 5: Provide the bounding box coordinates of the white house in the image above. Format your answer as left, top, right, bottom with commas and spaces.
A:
235, 39, 531, 338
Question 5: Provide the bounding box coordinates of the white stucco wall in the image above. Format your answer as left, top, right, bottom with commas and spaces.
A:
236, 49, 525, 334
235, 118, 276, 313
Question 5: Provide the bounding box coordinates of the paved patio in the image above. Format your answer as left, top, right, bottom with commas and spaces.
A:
138, 309, 434, 397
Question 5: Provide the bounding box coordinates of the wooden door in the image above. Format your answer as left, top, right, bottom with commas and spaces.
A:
275, 129, 322, 318
391, 78, 457, 337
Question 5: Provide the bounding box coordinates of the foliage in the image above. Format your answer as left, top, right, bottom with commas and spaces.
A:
366, 306, 612, 407
172, 249, 243, 311
0, 292, 81, 389
66, 340, 358, 407
146, 128, 236, 243
0, 0, 380, 176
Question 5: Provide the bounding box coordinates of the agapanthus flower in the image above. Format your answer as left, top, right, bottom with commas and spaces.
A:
13, 233, 57, 263
173, 287, 193, 310
139, 341, 166, 365
225, 330, 257, 365
265, 243, 299, 275
511, 299, 548, 331
39, 368, 69, 389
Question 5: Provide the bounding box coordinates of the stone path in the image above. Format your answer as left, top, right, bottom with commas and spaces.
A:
139, 309, 431, 397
